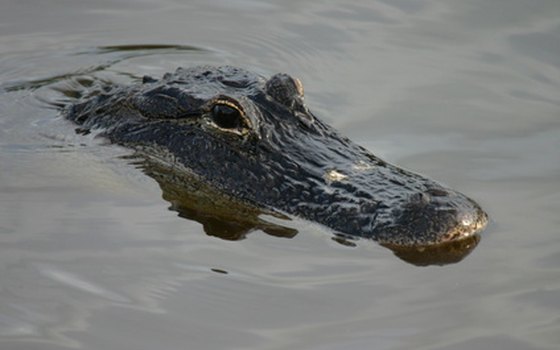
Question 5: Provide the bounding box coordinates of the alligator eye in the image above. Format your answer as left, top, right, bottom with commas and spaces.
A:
211, 103, 244, 129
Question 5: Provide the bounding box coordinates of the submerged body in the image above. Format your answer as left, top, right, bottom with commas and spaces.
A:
65, 66, 487, 247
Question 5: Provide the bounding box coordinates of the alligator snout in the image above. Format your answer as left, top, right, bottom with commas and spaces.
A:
373, 184, 488, 247
317, 159, 487, 247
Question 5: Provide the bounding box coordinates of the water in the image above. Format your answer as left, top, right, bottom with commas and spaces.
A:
1, 1, 559, 349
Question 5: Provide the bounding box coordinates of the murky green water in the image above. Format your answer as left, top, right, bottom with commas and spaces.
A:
1, 1, 559, 349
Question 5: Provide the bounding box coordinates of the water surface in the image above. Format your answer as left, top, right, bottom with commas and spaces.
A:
1, 1, 559, 349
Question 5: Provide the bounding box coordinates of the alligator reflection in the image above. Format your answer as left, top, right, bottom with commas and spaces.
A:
382, 235, 479, 266
139, 159, 298, 240
140, 159, 479, 266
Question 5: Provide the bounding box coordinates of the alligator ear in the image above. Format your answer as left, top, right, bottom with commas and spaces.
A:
265, 73, 305, 108
265, 73, 314, 126
132, 86, 203, 119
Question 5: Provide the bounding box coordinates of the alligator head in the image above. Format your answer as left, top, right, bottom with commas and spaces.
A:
66, 66, 488, 249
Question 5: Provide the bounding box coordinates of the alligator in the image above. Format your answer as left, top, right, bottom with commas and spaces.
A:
64, 65, 488, 249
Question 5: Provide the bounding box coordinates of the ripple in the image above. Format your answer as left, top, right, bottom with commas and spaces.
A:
37, 265, 130, 303
92, 44, 207, 54
2, 44, 210, 91
0, 43, 225, 117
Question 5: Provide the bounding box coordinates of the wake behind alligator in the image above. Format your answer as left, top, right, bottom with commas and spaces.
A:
63, 65, 488, 261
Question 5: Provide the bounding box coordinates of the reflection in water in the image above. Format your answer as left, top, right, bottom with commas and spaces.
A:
383, 235, 480, 266
136, 157, 299, 241
137, 156, 478, 266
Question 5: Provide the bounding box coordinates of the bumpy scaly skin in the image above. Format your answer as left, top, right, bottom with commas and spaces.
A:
66, 66, 487, 247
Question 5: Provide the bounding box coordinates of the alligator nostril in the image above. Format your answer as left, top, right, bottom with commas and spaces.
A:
426, 188, 449, 197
